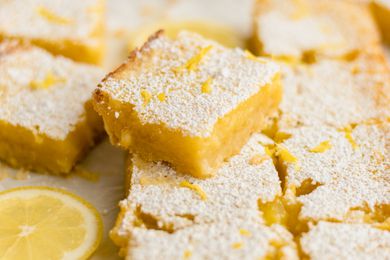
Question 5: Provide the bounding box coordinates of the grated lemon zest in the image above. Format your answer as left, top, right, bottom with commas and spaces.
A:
339, 125, 358, 149
309, 140, 332, 153
174, 46, 213, 73
264, 146, 275, 157
276, 144, 297, 164
37, 6, 72, 25
231, 242, 243, 249
201, 77, 213, 94
157, 92, 166, 102
183, 250, 192, 259
239, 229, 251, 237
141, 90, 152, 105
345, 132, 358, 149
30, 72, 65, 90
274, 132, 292, 143
180, 181, 207, 200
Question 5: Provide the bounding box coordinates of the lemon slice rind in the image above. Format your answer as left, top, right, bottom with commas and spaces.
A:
0, 186, 103, 260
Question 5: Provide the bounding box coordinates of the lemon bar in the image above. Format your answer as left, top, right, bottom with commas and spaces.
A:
301, 222, 390, 259
371, 0, 390, 45
0, 41, 104, 174
279, 52, 390, 129
0, 0, 105, 64
253, 0, 380, 62
277, 123, 389, 224
111, 134, 298, 259
94, 31, 281, 178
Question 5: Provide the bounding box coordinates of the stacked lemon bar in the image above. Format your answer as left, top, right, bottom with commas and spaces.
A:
252, 0, 390, 258
95, 31, 291, 257
0, 0, 105, 64
94, 31, 282, 178
0, 41, 104, 174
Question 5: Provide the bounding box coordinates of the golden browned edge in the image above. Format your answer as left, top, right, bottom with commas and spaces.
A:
97, 29, 164, 88
124, 154, 133, 197
92, 31, 165, 161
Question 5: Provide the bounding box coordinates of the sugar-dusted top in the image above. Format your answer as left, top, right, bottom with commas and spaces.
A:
280, 123, 390, 221
279, 54, 390, 129
127, 220, 297, 260
255, 0, 379, 58
301, 222, 390, 259
0, 41, 104, 139
0, 0, 103, 44
257, 11, 345, 57
99, 31, 279, 137
116, 134, 280, 233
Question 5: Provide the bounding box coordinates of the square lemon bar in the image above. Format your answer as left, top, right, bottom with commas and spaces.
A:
111, 134, 298, 259
371, 0, 390, 44
94, 31, 281, 178
276, 123, 389, 224
0, 41, 104, 174
0, 0, 105, 64
253, 0, 380, 62
279, 52, 390, 129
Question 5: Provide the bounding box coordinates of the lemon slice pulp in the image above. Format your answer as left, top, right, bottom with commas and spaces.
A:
0, 186, 102, 260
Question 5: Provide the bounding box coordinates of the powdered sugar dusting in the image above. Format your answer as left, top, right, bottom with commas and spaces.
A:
258, 11, 346, 57
281, 124, 390, 221
112, 133, 300, 259
118, 134, 280, 232
0, 0, 102, 45
0, 42, 104, 139
128, 221, 297, 260
255, 0, 380, 58
301, 222, 390, 259
99, 31, 279, 137
279, 55, 390, 129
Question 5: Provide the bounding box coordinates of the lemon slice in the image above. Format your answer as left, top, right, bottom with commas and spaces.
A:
0, 186, 102, 260
128, 20, 245, 50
